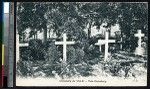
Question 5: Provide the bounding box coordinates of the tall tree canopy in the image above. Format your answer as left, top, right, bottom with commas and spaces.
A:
117, 3, 148, 50
17, 2, 48, 42
17, 2, 148, 48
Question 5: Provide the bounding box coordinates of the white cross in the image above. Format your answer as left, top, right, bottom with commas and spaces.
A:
134, 30, 144, 48
95, 31, 115, 61
55, 33, 75, 64
95, 40, 105, 52
16, 33, 29, 63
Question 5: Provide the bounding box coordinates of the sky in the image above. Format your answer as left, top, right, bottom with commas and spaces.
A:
4, 2, 9, 13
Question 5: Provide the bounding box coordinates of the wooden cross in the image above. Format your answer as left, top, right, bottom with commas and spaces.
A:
95, 40, 105, 52
55, 33, 75, 64
16, 34, 29, 63
95, 31, 115, 61
134, 30, 144, 48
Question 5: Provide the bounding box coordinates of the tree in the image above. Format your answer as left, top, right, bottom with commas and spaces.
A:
117, 3, 148, 51
17, 2, 120, 42
45, 3, 87, 40
17, 2, 48, 42
17, 2, 148, 51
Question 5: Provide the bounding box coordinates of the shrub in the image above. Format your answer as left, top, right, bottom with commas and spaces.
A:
17, 39, 101, 78
18, 39, 46, 77
59, 46, 93, 78
16, 59, 35, 77
42, 40, 62, 77
28, 39, 45, 61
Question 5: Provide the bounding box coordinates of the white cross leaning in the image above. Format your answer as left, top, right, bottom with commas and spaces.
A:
95, 31, 115, 61
55, 33, 75, 64
134, 30, 144, 48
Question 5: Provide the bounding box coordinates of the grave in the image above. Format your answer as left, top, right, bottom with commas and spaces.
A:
95, 31, 115, 61
16, 33, 29, 63
134, 30, 145, 56
55, 33, 75, 64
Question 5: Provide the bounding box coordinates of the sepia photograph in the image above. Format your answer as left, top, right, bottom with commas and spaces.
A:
16, 2, 148, 86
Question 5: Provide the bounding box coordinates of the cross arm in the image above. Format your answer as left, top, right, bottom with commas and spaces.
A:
66, 41, 75, 44
55, 41, 64, 45
108, 40, 115, 43
19, 43, 29, 47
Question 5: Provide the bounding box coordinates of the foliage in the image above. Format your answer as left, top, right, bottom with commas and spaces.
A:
17, 39, 95, 78
42, 40, 62, 77
100, 51, 147, 77
28, 39, 45, 61
17, 2, 148, 51
17, 3, 48, 41
117, 3, 148, 50
16, 2, 148, 78
59, 46, 94, 78
16, 59, 37, 77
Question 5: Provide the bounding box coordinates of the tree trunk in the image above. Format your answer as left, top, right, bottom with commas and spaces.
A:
34, 34, 35, 39
108, 27, 111, 37
49, 29, 50, 38
36, 31, 38, 39
43, 24, 47, 42
22, 34, 24, 42
88, 20, 92, 39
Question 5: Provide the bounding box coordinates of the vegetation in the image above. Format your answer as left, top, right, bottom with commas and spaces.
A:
16, 2, 148, 78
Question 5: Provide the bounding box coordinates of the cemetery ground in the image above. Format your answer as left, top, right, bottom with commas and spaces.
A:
16, 30, 147, 86
15, 2, 148, 86
16, 46, 147, 86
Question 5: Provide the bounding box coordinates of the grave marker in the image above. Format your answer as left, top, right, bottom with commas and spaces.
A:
95, 40, 105, 52
134, 30, 144, 48
134, 30, 145, 55
16, 33, 29, 63
95, 31, 115, 61
55, 33, 75, 64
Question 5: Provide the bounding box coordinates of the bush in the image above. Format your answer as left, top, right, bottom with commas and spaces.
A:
16, 59, 35, 77
101, 53, 147, 78
17, 39, 101, 78
44, 41, 60, 62
28, 39, 45, 61
18, 39, 46, 77
42, 40, 62, 77
20, 47, 32, 61
59, 46, 93, 78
